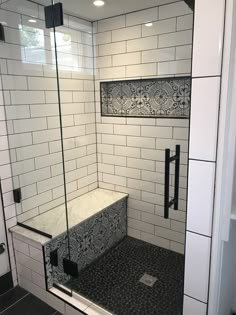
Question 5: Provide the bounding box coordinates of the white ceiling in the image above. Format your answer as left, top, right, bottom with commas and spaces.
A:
35, 0, 181, 21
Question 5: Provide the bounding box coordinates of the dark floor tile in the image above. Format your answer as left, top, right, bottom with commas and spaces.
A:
2, 293, 56, 315
0, 286, 28, 313
0, 273, 14, 296
66, 236, 185, 315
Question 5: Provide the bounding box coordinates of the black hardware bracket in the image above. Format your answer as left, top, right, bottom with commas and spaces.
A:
164, 145, 180, 219
50, 249, 58, 267
63, 258, 78, 278
44, 2, 64, 29
13, 188, 22, 203
0, 243, 5, 255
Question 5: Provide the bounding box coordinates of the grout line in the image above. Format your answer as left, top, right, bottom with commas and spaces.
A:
0, 292, 30, 315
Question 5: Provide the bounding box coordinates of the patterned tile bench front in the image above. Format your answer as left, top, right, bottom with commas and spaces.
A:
44, 197, 128, 289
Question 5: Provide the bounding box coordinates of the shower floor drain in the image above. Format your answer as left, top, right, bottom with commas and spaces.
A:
139, 273, 157, 287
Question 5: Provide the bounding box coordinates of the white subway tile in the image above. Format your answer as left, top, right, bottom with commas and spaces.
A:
99, 66, 126, 80
142, 18, 176, 37
16, 143, 49, 160
176, 45, 192, 60
2, 75, 27, 90
115, 146, 140, 158
127, 37, 158, 53
127, 136, 155, 149
187, 161, 215, 236
141, 232, 170, 249
12, 159, 35, 176
103, 173, 126, 186
115, 166, 140, 179
22, 191, 52, 212
184, 232, 211, 303
128, 218, 154, 234
19, 167, 51, 187
141, 126, 172, 138
142, 212, 170, 229
114, 125, 140, 136
102, 134, 126, 146
99, 42, 126, 56
112, 26, 141, 42
173, 127, 189, 140
126, 8, 158, 27
155, 226, 185, 244
192, 0, 225, 77
183, 296, 207, 315
128, 178, 155, 193
177, 14, 193, 31
13, 118, 47, 133
189, 77, 220, 161
96, 31, 112, 45
126, 63, 156, 77
98, 16, 126, 32
113, 52, 141, 66
170, 241, 185, 254
10, 91, 45, 105
127, 158, 155, 171
159, 2, 191, 19
5, 105, 30, 120
158, 60, 192, 76
96, 56, 112, 68
142, 48, 175, 63
159, 30, 192, 48
128, 198, 154, 214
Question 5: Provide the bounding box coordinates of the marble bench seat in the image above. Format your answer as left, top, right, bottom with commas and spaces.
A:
11, 188, 128, 290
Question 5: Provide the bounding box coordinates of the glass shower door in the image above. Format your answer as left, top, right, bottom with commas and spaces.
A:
0, 0, 72, 293
50, 0, 97, 292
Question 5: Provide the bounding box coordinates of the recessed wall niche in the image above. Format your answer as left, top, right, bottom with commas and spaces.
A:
101, 77, 191, 118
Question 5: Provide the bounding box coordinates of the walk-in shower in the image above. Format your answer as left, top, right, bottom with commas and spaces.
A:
0, 0, 194, 313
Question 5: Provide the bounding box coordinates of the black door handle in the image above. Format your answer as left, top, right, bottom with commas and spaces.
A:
164, 145, 180, 219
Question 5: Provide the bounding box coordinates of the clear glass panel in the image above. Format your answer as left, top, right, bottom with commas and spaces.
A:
0, 0, 71, 293
1, 0, 193, 312
57, 1, 193, 314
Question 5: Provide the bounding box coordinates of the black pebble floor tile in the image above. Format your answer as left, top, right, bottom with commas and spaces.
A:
66, 236, 185, 315
0, 286, 62, 315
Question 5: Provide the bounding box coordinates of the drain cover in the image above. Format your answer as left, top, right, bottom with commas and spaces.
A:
139, 273, 157, 287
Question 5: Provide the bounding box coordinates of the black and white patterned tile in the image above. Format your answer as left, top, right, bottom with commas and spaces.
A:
44, 198, 127, 289
66, 236, 185, 315
101, 77, 191, 118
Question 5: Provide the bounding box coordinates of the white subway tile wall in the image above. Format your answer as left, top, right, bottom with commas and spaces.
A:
0, 2, 98, 225
94, 1, 193, 254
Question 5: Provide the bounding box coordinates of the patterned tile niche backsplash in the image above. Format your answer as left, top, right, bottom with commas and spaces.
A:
101, 77, 191, 118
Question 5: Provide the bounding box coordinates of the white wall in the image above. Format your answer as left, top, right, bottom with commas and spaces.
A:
94, 1, 193, 254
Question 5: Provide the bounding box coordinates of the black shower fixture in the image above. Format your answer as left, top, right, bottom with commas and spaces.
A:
0, 24, 5, 41
184, 0, 194, 11
44, 2, 64, 29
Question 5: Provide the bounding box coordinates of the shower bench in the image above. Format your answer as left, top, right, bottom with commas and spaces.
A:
10, 188, 128, 290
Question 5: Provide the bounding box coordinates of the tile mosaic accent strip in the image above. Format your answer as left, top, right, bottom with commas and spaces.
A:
101, 77, 191, 118
44, 198, 127, 289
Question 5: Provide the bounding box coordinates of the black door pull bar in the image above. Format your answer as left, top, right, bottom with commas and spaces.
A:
164, 145, 180, 219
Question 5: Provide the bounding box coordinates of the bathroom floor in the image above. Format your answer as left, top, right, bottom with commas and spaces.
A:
0, 286, 61, 315
66, 236, 185, 315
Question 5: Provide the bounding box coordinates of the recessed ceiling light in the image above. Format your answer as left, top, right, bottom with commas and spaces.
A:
28, 19, 37, 23
93, 0, 105, 7
145, 22, 153, 27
